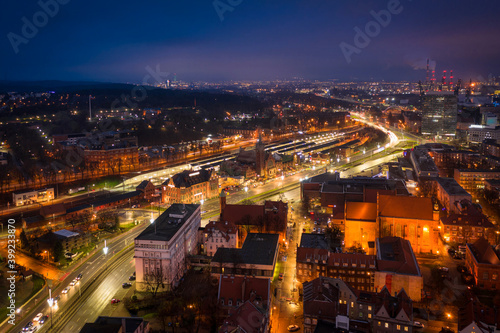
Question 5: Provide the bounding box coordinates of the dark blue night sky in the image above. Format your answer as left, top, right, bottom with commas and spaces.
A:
1, 0, 499, 83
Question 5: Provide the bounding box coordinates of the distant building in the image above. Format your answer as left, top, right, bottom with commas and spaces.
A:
378, 195, 439, 254
161, 169, 219, 204
454, 169, 500, 192
302, 276, 414, 333
458, 296, 500, 333
218, 300, 269, 333
203, 220, 238, 257
482, 139, 500, 158
79, 316, 149, 333
375, 237, 423, 302
468, 125, 500, 144
217, 275, 270, 316
410, 148, 439, 179
465, 237, 500, 290
220, 192, 288, 238
136, 180, 156, 201
210, 233, 279, 279
134, 204, 200, 291
36, 229, 91, 257
436, 177, 472, 213
13, 187, 55, 206
421, 92, 457, 137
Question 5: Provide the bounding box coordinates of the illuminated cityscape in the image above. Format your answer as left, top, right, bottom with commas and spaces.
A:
1, 1, 500, 333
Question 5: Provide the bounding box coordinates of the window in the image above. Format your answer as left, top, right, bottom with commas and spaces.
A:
368, 313, 372, 319
368, 306, 372, 311
404, 326, 408, 331
359, 312, 363, 318
378, 322, 381, 327
483, 272, 489, 280
397, 325, 401, 330
493, 273, 498, 281
385, 323, 389, 328
351, 302, 354, 307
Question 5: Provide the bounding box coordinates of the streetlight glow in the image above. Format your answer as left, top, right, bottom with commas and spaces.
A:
103, 240, 108, 255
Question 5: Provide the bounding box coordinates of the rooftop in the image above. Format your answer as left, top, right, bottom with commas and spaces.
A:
212, 233, 279, 267
135, 204, 200, 242
299, 233, 329, 250
378, 195, 434, 220
162, 168, 215, 188
436, 177, 471, 197
345, 202, 377, 221
467, 237, 500, 266
376, 237, 421, 276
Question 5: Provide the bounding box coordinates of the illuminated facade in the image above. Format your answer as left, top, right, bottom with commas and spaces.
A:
421, 92, 457, 137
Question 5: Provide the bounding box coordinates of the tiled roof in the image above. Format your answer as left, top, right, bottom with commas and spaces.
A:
440, 213, 493, 228
303, 276, 339, 320
218, 301, 265, 333
162, 169, 214, 188
327, 253, 377, 268
468, 237, 500, 265
376, 237, 421, 276
218, 276, 270, 307
345, 202, 377, 221
205, 220, 237, 241
378, 195, 434, 220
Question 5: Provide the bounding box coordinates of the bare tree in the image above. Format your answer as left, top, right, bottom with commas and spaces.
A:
144, 263, 167, 297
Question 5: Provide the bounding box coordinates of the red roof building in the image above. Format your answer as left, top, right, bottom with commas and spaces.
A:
217, 275, 270, 316
203, 220, 238, 257
465, 237, 500, 290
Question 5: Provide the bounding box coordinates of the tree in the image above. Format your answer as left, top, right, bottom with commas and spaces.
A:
19, 229, 29, 249
53, 240, 65, 262
144, 263, 167, 297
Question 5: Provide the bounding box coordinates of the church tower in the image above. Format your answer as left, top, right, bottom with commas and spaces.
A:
255, 129, 266, 177
219, 190, 227, 216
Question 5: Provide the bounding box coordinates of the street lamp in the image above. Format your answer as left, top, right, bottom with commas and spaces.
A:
103, 240, 108, 256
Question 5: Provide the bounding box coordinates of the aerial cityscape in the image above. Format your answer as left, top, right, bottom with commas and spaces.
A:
1, 1, 500, 333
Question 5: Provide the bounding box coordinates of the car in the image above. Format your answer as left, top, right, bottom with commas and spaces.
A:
53, 295, 60, 304
76, 273, 83, 280
122, 282, 132, 288
447, 248, 456, 255
33, 313, 43, 321
22, 322, 33, 331
111, 298, 120, 304
62, 287, 70, 294
279, 273, 284, 280
413, 321, 424, 328
129, 275, 136, 281
69, 280, 76, 286
287, 324, 300, 331
39, 315, 49, 324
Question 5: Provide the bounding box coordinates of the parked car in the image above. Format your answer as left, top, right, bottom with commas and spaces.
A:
287, 325, 300, 332
111, 298, 121, 304
414, 321, 424, 328
129, 275, 136, 281
122, 282, 132, 288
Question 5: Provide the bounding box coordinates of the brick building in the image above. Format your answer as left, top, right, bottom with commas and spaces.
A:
465, 237, 500, 290
161, 169, 219, 204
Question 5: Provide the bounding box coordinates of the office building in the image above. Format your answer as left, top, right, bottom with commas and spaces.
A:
134, 204, 201, 291
421, 92, 457, 137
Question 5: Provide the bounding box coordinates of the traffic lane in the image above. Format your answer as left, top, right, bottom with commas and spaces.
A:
60, 252, 135, 332
12, 224, 145, 332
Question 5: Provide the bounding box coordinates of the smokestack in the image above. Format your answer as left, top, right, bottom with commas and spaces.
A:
426, 59, 429, 85
442, 70, 447, 85
450, 70, 453, 86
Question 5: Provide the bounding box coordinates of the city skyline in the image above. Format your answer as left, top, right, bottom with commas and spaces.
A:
1, 0, 500, 83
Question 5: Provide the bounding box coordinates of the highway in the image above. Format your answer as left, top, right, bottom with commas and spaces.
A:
7, 223, 147, 333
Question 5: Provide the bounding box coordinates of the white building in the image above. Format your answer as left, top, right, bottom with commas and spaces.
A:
203, 220, 238, 256
12, 187, 55, 206
468, 125, 500, 144
134, 204, 200, 292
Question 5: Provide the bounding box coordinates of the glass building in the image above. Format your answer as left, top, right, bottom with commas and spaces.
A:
421, 92, 458, 137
